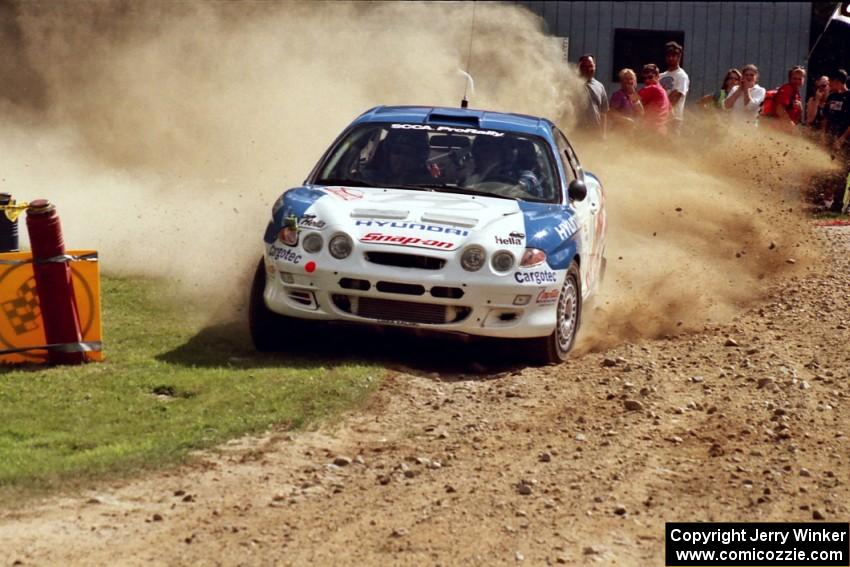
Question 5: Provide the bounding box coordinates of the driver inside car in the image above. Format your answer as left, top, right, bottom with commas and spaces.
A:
511, 139, 545, 199
464, 135, 516, 187
363, 129, 439, 185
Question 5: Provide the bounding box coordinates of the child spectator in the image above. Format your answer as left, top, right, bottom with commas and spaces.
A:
639, 64, 671, 136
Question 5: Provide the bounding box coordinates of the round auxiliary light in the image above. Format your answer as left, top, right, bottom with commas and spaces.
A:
460, 245, 486, 272
491, 250, 515, 272
302, 233, 323, 254
329, 233, 353, 259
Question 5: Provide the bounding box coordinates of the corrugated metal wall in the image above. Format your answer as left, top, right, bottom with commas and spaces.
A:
519, 2, 812, 105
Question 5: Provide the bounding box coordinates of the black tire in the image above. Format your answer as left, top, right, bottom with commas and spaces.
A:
248, 258, 292, 352
526, 261, 582, 365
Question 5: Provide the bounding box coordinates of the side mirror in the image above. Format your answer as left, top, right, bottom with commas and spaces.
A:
568, 179, 587, 202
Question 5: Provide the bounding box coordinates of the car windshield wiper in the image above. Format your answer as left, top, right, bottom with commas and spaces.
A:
314, 178, 437, 192
382, 183, 446, 192
314, 178, 380, 188
412, 184, 519, 201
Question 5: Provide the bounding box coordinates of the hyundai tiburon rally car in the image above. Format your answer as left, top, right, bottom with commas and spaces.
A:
250, 106, 606, 363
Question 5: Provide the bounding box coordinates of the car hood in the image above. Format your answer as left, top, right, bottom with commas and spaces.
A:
272, 185, 522, 250
321, 185, 518, 229
267, 185, 580, 266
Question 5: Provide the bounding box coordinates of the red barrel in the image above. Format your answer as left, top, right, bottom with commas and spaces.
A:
25, 200, 84, 364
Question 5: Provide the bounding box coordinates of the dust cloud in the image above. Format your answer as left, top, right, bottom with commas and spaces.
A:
0, 0, 578, 316
574, 119, 835, 351
0, 1, 835, 347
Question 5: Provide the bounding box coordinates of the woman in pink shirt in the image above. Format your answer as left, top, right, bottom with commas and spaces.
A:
638, 64, 671, 136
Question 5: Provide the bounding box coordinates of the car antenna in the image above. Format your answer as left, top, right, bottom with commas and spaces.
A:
460, 2, 477, 108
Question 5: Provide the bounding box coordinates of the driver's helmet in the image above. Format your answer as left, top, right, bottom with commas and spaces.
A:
470, 135, 511, 169
384, 129, 430, 164
513, 139, 538, 172
512, 138, 545, 198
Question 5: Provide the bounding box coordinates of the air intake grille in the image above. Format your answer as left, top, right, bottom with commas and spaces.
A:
332, 295, 470, 325
365, 252, 445, 270
376, 281, 425, 296
430, 286, 464, 299
339, 278, 371, 291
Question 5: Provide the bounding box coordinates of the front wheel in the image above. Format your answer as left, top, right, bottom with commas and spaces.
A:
248, 258, 293, 352
526, 261, 582, 365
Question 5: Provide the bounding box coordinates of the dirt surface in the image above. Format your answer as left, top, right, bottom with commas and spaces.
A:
1, 228, 848, 566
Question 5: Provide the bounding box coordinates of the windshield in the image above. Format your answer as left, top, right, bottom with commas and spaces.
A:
313, 123, 560, 203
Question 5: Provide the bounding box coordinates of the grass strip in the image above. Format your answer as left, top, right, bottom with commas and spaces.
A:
0, 276, 379, 496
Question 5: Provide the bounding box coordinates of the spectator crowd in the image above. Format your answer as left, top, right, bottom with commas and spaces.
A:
576, 41, 850, 214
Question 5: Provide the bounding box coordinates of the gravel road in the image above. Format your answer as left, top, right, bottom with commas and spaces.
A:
1, 228, 847, 567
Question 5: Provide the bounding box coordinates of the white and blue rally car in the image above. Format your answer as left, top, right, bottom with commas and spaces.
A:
250, 106, 606, 363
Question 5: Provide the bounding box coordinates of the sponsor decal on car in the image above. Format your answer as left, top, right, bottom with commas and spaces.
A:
269, 244, 302, 264
495, 233, 523, 246
554, 218, 580, 240
354, 219, 469, 236
374, 318, 420, 327
360, 232, 455, 250
514, 269, 557, 285
325, 187, 363, 201
299, 214, 326, 230
536, 288, 560, 305
390, 123, 504, 137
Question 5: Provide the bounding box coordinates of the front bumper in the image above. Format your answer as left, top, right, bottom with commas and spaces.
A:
262, 242, 564, 339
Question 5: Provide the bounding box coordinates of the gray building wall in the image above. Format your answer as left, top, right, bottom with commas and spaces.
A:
519, 2, 812, 105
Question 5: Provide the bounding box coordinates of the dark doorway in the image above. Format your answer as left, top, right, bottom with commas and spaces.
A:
612, 28, 686, 82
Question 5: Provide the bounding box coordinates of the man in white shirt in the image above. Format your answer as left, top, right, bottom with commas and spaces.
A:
659, 41, 689, 135
723, 64, 766, 124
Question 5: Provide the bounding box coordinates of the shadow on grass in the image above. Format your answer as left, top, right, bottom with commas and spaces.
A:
157, 319, 536, 378
0, 362, 56, 375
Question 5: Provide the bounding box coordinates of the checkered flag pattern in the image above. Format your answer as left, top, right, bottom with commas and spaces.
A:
1, 277, 41, 335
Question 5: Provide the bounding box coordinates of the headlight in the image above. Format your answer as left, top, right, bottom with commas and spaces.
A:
491, 250, 515, 272
329, 233, 353, 259
460, 245, 486, 271
302, 233, 323, 254
520, 248, 546, 267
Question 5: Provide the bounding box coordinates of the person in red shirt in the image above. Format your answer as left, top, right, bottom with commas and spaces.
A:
771, 66, 806, 133
638, 64, 671, 136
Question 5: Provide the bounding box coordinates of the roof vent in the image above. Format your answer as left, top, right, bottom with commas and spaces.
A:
426, 110, 480, 128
